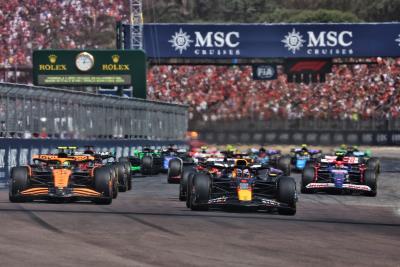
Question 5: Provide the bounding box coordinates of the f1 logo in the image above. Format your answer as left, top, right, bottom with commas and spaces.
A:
289, 61, 328, 72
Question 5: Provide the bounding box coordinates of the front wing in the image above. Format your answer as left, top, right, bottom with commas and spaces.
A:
207, 196, 292, 209
306, 183, 372, 191
18, 187, 103, 199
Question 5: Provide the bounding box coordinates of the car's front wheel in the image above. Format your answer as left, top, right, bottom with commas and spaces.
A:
9, 166, 30, 203
190, 174, 210, 211
93, 167, 113, 205
301, 167, 315, 194
364, 169, 377, 197
277, 176, 297, 215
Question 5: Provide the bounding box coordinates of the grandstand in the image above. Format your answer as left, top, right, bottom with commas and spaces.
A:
1, 1, 400, 141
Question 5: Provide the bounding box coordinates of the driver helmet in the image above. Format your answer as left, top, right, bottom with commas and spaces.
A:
201, 145, 208, 153
301, 144, 308, 151
62, 161, 70, 168
242, 169, 251, 178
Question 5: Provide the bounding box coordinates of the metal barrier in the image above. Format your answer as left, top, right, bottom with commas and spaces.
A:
199, 130, 400, 146
192, 120, 400, 146
0, 138, 187, 187
190, 119, 400, 132
0, 82, 188, 140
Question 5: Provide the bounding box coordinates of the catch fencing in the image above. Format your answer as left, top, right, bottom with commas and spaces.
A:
0, 82, 188, 140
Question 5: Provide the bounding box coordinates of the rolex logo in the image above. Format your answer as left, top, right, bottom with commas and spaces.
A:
102, 54, 129, 71
112, 55, 120, 63
48, 54, 57, 64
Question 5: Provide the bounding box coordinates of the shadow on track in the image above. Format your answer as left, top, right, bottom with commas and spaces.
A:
0, 208, 398, 228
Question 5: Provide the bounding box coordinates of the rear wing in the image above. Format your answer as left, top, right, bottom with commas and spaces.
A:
320, 156, 360, 164
33, 154, 95, 163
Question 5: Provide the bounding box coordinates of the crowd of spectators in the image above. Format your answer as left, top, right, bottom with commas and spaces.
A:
148, 58, 400, 121
0, 0, 128, 68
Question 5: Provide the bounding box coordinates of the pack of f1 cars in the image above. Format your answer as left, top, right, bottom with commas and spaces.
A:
301, 155, 378, 196
184, 159, 297, 215
290, 144, 322, 171
9, 148, 115, 204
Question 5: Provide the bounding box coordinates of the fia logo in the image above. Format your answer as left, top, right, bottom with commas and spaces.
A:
257, 65, 275, 79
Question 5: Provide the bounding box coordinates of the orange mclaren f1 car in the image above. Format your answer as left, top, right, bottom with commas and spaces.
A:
9, 149, 114, 204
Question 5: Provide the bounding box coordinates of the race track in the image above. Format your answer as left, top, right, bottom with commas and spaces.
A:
0, 159, 399, 267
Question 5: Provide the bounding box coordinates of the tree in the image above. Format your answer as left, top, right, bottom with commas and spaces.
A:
286, 9, 360, 23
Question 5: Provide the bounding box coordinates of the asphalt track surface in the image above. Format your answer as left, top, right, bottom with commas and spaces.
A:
0, 159, 399, 267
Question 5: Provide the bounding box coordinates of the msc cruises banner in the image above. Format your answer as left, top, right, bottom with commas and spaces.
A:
124, 23, 400, 58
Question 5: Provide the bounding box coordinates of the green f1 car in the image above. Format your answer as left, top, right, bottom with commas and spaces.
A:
120, 148, 163, 175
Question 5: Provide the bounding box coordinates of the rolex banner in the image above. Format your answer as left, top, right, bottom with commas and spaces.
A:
125, 23, 400, 58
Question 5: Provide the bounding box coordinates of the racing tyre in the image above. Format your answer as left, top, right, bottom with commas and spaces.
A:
277, 176, 296, 215
364, 169, 377, 197
366, 157, 380, 174
168, 158, 182, 183
9, 166, 30, 203
277, 155, 291, 176
106, 166, 118, 199
127, 170, 132, 191
179, 168, 194, 201
115, 163, 128, 192
93, 167, 113, 205
301, 167, 315, 194
186, 173, 195, 208
141, 156, 153, 175
123, 162, 132, 190
190, 173, 210, 211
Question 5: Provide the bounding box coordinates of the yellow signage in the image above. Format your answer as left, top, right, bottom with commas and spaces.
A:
39, 54, 67, 71
102, 55, 130, 71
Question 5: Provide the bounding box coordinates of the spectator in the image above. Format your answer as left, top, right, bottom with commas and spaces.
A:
0, 0, 128, 71
147, 59, 400, 120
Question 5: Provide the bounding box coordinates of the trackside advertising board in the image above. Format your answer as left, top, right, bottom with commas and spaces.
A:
33, 50, 147, 99
124, 23, 400, 59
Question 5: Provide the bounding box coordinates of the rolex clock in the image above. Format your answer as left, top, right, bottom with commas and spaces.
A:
75, 52, 94, 72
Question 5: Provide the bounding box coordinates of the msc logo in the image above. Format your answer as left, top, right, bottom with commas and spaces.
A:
194, 31, 240, 48
282, 28, 354, 56
102, 55, 129, 71
169, 28, 241, 56
308, 31, 353, 47
38, 54, 67, 71
282, 29, 306, 54
169, 28, 193, 54
395, 34, 400, 46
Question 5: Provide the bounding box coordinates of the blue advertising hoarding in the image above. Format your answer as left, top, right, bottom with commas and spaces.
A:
124, 23, 400, 58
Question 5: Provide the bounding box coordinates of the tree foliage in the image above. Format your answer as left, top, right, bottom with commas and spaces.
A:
142, 0, 400, 23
